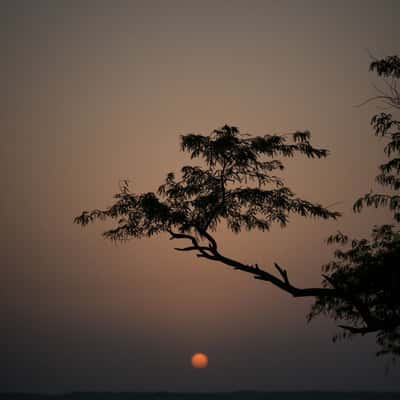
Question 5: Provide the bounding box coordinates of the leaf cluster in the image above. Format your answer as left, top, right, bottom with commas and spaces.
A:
370, 55, 400, 78
309, 225, 400, 330
354, 112, 400, 221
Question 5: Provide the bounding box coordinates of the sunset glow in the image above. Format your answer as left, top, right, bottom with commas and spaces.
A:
191, 353, 209, 369
3, 0, 400, 393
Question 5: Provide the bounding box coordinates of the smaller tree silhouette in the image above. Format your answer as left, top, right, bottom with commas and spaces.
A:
308, 55, 400, 360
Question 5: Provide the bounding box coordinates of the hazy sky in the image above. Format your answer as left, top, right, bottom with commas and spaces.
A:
2, 0, 400, 393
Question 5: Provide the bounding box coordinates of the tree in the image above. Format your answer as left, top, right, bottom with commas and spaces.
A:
75, 126, 339, 299
75, 56, 400, 360
307, 55, 400, 360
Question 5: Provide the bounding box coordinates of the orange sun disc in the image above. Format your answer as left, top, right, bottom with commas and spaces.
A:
191, 352, 208, 368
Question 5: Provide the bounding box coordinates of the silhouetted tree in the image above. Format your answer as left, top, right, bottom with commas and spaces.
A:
75, 126, 339, 298
75, 56, 400, 360
308, 55, 400, 360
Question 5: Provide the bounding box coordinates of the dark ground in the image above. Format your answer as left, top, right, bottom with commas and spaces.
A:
2, 392, 400, 400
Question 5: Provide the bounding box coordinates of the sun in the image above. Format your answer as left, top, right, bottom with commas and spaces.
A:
191, 352, 208, 368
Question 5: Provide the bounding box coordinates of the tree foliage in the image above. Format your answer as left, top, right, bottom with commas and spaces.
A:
75, 126, 338, 240
308, 55, 400, 360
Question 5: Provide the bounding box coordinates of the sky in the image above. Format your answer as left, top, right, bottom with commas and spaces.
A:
2, 0, 400, 393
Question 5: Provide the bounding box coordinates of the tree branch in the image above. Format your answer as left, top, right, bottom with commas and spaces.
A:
168, 228, 388, 335
168, 229, 213, 257
174, 245, 210, 252
196, 241, 336, 298
274, 262, 289, 285
198, 228, 218, 251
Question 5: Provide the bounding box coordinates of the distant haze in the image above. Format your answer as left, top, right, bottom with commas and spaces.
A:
2, 0, 400, 393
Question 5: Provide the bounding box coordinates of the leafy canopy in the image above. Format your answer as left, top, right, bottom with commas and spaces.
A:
308, 55, 400, 359
75, 125, 339, 241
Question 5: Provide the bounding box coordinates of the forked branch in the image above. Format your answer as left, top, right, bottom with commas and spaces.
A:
168, 227, 393, 336
168, 228, 336, 299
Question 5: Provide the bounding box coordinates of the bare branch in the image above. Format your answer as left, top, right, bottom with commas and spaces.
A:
198, 228, 218, 250
354, 95, 394, 108
194, 242, 336, 298
168, 229, 213, 257
174, 246, 209, 252
274, 262, 289, 285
